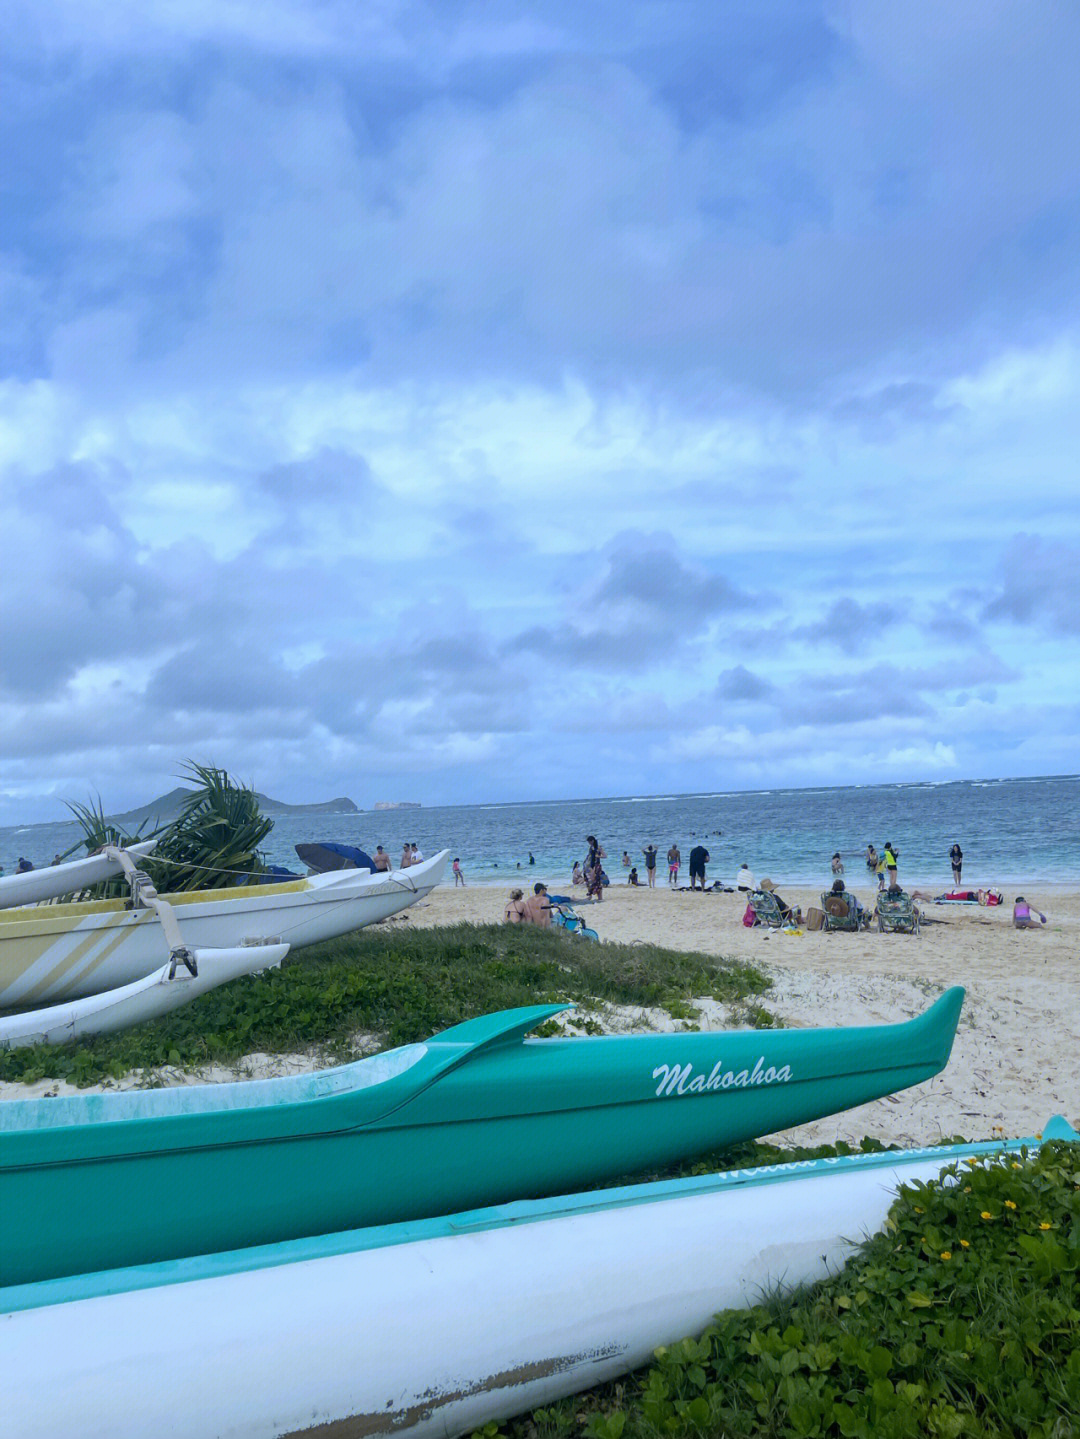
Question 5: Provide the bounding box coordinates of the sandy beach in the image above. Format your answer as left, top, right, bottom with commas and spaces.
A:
399, 877, 1080, 1148
4, 876, 1076, 1153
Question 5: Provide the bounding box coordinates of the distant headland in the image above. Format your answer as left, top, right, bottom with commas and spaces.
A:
107, 789, 361, 826
371, 801, 422, 811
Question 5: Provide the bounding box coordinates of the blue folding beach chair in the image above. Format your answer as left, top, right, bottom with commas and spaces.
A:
551, 903, 599, 942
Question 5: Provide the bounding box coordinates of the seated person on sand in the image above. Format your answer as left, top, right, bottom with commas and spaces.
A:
1012, 896, 1047, 929
572, 861, 584, 885
735, 862, 755, 892
875, 883, 920, 920
759, 878, 801, 925
504, 889, 529, 924
826, 877, 865, 922
627, 867, 641, 886
525, 882, 552, 927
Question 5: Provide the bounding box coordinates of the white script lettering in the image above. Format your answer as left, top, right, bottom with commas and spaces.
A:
651, 1058, 793, 1098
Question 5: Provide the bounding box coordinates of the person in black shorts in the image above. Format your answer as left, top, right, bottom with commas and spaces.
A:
642, 843, 658, 887
688, 845, 710, 890
949, 843, 963, 884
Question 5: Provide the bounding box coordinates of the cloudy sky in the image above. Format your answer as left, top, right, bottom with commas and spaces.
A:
2, 1, 1078, 824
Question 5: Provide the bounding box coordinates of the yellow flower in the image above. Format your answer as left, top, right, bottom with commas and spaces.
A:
1039, 1222, 1052, 1231
965, 1157, 978, 1167
914, 1206, 924, 1214
1005, 1200, 1017, 1210
1012, 1162, 1022, 1170
959, 1239, 970, 1249
981, 1211, 994, 1220
940, 1251, 952, 1261
963, 1185, 972, 1193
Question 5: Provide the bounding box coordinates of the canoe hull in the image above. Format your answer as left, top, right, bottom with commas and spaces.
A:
3, 1123, 1068, 1439
0, 851, 448, 1007
0, 989, 965, 1286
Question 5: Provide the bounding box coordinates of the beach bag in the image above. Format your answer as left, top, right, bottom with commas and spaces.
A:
806, 906, 825, 931
742, 903, 756, 927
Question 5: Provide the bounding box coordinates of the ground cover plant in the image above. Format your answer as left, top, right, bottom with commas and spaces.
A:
0, 921, 771, 1086
487, 1138, 1080, 1439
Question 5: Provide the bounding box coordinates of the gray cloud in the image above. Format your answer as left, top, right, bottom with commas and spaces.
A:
982, 535, 1080, 634
716, 665, 777, 702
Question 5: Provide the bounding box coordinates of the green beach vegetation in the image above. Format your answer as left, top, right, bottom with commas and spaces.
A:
484, 1137, 1080, 1439
0, 921, 771, 1087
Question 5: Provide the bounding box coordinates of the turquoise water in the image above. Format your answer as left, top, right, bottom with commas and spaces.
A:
3, 775, 1077, 890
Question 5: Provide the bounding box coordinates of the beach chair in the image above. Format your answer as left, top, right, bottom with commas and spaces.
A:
820, 891, 864, 932
551, 903, 600, 942
747, 890, 787, 928
875, 889, 920, 936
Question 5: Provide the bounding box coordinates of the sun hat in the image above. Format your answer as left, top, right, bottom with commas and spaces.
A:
759, 877, 776, 891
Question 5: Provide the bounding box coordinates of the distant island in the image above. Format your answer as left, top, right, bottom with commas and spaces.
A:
371, 801, 422, 811
107, 789, 360, 827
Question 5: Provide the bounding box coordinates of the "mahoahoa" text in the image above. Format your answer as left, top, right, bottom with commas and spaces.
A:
651, 1056, 793, 1097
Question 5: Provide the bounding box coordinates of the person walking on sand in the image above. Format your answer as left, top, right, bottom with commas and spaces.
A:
667, 843, 680, 887
372, 845, 392, 872
949, 842, 963, 885
585, 835, 606, 902
452, 857, 465, 886
400, 843, 413, 870
642, 843, 658, 887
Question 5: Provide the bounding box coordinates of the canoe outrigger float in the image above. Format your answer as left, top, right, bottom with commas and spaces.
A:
0, 847, 449, 1008
3, 1116, 1072, 1439
0, 987, 965, 1285
0, 841, 158, 909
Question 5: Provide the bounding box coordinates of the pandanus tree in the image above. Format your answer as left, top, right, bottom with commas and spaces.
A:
67, 762, 274, 896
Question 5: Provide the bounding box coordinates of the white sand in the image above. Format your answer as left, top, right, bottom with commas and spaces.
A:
399, 879, 1080, 1146
5, 879, 1077, 1149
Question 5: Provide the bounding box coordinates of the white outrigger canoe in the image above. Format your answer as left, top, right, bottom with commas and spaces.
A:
0, 841, 157, 909
0, 940, 289, 1049
0, 849, 448, 1009
2, 1117, 1073, 1439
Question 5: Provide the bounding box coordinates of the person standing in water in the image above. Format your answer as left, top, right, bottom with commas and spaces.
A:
642, 843, 658, 887
452, 857, 466, 886
667, 843, 680, 887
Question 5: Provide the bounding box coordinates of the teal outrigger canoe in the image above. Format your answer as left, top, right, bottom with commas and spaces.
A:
0, 987, 964, 1285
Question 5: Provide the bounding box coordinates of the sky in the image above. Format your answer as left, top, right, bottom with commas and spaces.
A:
2, 0, 1079, 825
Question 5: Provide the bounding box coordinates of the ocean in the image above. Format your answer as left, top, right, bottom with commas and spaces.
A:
3, 775, 1078, 891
